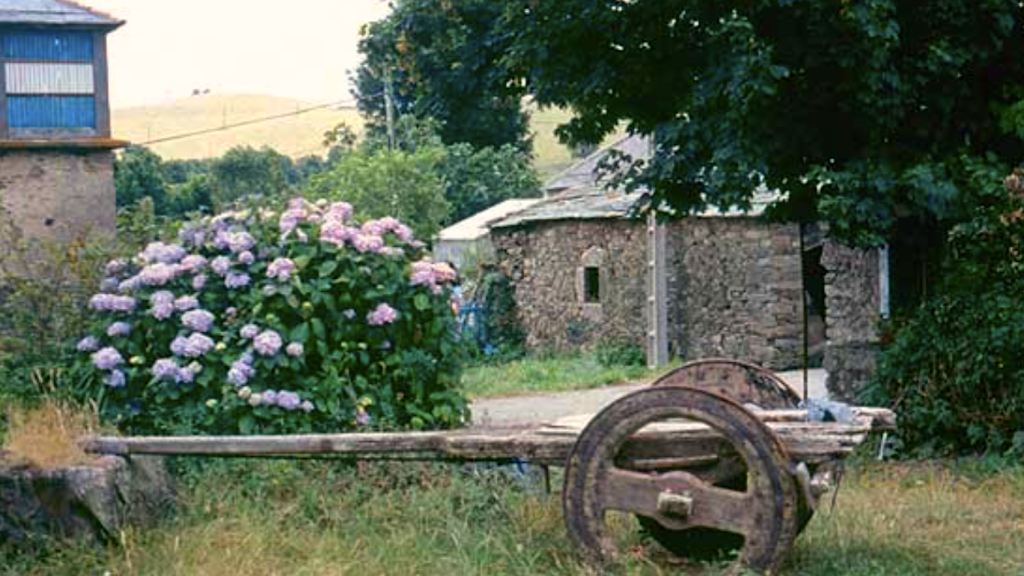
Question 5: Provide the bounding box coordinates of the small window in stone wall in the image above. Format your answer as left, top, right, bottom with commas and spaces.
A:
584, 267, 601, 303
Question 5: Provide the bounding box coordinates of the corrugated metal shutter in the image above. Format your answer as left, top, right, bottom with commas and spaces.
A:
7, 96, 97, 129
5, 63, 95, 94
2, 32, 94, 62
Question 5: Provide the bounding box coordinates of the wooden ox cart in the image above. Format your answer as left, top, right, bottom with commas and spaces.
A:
84, 359, 895, 574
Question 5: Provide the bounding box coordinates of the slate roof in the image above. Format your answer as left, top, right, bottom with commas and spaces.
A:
490, 134, 780, 229
0, 0, 122, 27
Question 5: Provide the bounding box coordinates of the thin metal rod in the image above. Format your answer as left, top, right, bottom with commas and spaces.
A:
800, 222, 810, 401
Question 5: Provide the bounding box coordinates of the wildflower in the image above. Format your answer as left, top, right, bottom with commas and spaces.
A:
367, 303, 398, 327
211, 256, 232, 276
92, 347, 124, 371
240, 324, 260, 340
267, 258, 296, 281
285, 342, 304, 358
175, 295, 200, 312
107, 322, 131, 338
253, 330, 283, 356
182, 310, 215, 333
225, 272, 252, 290
151, 358, 180, 383
238, 251, 255, 266
192, 274, 208, 291
77, 336, 100, 353
89, 294, 137, 313
104, 370, 127, 388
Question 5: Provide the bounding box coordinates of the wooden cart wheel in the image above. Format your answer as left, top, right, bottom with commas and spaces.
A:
563, 387, 800, 574
653, 358, 802, 409
644, 359, 813, 559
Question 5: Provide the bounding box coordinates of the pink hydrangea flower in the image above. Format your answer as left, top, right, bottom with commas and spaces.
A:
92, 347, 124, 371
286, 342, 304, 357
267, 258, 297, 281
253, 330, 283, 356
367, 303, 398, 326
182, 310, 215, 333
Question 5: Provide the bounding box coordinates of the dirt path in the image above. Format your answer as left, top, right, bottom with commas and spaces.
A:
470, 368, 828, 428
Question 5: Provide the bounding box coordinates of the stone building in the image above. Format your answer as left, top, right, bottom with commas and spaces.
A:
489, 135, 887, 395
0, 1, 126, 243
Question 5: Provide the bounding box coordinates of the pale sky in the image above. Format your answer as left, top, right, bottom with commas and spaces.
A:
86, 0, 392, 108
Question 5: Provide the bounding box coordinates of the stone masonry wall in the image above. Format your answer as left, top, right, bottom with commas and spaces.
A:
822, 241, 881, 401
0, 150, 116, 243
493, 220, 648, 350
667, 219, 804, 370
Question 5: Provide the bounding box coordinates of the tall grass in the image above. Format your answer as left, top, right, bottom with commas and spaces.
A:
3, 459, 1020, 575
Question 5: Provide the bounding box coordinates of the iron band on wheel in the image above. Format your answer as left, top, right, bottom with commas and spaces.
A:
563, 386, 800, 574
652, 358, 803, 410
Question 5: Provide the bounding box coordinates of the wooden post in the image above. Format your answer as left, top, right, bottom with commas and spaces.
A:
92, 31, 111, 138
647, 210, 669, 368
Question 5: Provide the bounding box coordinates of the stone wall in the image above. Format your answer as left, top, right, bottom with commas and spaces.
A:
493, 217, 807, 369
822, 242, 882, 400
493, 219, 648, 350
0, 150, 116, 243
667, 219, 805, 369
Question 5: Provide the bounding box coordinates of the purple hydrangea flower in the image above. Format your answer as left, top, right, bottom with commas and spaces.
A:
356, 410, 372, 427
182, 310, 215, 333
367, 303, 398, 327
104, 370, 127, 388
107, 322, 131, 338
253, 330, 283, 356
410, 260, 458, 295
150, 303, 175, 321
90, 294, 138, 313
228, 232, 256, 254
139, 263, 182, 287
238, 251, 255, 265
170, 336, 189, 357
300, 400, 315, 413
175, 295, 200, 312
225, 273, 251, 290
240, 324, 260, 340
211, 256, 232, 276
267, 258, 296, 281
327, 202, 353, 221
152, 358, 180, 383
320, 222, 358, 247
77, 336, 100, 353
228, 359, 255, 387
150, 291, 175, 306
192, 274, 208, 291
180, 255, 208, 273
92, 347, 124, 371
342, 309, 357, 320
142, 242, 188, 265
285, 342, 304, 358
118, 276, 143, 294
276, 391, 302, 411
172, 333, 215, 358
262, 390, 279, 405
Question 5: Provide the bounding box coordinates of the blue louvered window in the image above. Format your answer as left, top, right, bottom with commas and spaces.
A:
3, 31, 97, 131
3, 32, 94, 62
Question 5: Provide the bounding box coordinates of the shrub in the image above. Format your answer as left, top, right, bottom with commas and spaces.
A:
595, 339, 646, 368
864, 177, 1024, 455
73, 198, 469, 435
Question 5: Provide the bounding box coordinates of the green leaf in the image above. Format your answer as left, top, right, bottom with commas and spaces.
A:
414, 293, 430, 311
319, 261, 339, 278
291, 322, 311, 343
239, 414, 255, 435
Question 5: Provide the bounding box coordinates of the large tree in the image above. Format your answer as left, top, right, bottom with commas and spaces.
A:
502, 1, 1024, 245
354, 0, 530, 152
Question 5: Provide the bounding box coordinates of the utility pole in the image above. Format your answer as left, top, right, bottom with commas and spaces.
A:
384, 67, 397, 151
646, 136, 669, 369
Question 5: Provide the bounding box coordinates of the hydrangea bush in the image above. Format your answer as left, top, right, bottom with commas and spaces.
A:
75, 199, 468, 435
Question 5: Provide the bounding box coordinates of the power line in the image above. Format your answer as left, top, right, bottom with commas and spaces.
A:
137, 99, 360, 147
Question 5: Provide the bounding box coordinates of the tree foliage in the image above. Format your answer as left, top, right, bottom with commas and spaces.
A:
442, 143, 540, 223
209, 146, 292, 207
355, 0, 531, 151
502, 0, 1024, 245
115, 146, 170, 213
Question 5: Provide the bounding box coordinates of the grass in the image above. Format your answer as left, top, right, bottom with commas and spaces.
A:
2, 458, 1021, 575
0, 401, 102, 469
461, 353, 677, 399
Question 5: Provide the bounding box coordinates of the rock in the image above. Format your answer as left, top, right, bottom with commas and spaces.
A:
0, 455, 175, 549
